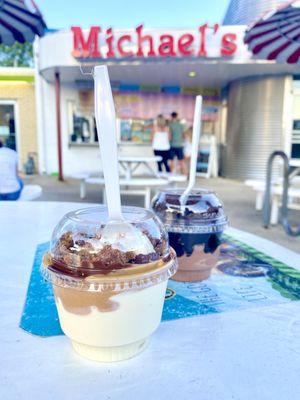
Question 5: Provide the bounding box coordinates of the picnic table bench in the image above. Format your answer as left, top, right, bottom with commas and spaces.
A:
85, 177, 169, 208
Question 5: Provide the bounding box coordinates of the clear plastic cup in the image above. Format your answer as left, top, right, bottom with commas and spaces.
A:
152, 188, 228, 282
41, 206, 177, 362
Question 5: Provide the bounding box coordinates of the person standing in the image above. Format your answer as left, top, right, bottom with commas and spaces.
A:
151, 115, 171, 173
169, 112, 187, 175
0, 140, 23, 200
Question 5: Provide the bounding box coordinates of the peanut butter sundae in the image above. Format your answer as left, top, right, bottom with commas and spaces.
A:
42, 206, 177, 362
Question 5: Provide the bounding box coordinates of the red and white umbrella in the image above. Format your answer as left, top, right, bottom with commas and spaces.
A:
244, 1, 300, 64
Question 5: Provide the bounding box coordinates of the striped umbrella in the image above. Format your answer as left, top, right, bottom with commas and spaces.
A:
0, 0, 46, 45
244, 1, 300, 64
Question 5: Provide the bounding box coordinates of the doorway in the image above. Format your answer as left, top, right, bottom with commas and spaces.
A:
0, 101, 17, 152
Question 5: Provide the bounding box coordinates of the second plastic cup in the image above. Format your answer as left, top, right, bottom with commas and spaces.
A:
41, 206, 177, 362
152, 189, 228, 282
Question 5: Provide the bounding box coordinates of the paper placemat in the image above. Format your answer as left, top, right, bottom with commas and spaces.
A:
20, 235, 300, 337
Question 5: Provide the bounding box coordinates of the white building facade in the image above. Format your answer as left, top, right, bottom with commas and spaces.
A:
35, 23, 300, 179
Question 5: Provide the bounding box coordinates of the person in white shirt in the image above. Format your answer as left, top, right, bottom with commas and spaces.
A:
0, 140, 23, 201
151, 115, 171, 172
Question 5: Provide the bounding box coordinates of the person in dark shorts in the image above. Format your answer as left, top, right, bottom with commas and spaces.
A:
151, 115, 171, 172
169, 112, 187, 175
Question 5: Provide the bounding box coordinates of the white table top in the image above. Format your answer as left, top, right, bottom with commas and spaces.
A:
118, 156, 161, 163
157, 172, 187, 182
1, 201, 300, 400
289, 159, 300, 167
86, 177, 169, 186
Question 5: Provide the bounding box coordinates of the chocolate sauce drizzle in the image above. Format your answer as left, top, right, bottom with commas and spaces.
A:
46, 231, 169, 278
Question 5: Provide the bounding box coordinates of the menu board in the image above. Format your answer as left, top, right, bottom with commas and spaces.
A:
120, 118, 154, 144
114, 92, 220, 125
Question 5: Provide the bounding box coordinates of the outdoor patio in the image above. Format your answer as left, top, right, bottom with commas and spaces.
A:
25, 174, 300, 253
2, 0, 300, 398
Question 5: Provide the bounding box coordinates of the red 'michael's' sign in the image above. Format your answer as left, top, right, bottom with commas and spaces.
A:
71, 25, 237, 59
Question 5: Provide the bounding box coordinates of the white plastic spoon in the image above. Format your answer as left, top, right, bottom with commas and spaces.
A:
93, 65, 154, 254
180, 95, 203, 207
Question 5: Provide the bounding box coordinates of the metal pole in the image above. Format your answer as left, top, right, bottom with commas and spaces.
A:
263, 151, 288, 228
263, 150, 300, 236
262, 154, 274, 228
55, 71, 63, 181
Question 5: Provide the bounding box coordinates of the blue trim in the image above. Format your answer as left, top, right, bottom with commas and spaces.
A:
45, 28, 59, 33
119, 84, 140, 92
161, 86, 181, 94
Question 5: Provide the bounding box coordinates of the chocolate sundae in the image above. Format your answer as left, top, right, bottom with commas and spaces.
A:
152, 188, 228, 282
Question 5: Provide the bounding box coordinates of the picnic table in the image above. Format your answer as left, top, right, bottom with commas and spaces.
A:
289, 159, 300, 168
1, 201, 300, 400
75, 173, 185, 201
289, 159, 300, 179
85, 177, 169, 207
70, 156, 167, 199
118, 156, 162, 179
245, 158, 300, 224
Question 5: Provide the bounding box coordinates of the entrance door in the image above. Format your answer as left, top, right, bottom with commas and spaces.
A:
0, 102, 17, 151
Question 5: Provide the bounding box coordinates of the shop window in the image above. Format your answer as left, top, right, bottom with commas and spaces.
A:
0, 103, 16, 150
67, 101, 97, 145
67, 99, 155, 146
291, 144, 300, 159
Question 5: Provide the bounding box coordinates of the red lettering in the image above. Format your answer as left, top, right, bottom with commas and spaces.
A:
70, 24, 238, 60
71, 26, 101, 58
198, 24, 208, 57
213, 23, 219, 34
158, 35, 176, 57
136, 24, 156, 57
221, 33, 237, 56
106, 28, 115, 57
117, 35, 134, 57
178, 34, 194, 56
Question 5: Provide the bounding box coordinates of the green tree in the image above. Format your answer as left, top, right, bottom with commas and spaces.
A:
0, 42, 33, 67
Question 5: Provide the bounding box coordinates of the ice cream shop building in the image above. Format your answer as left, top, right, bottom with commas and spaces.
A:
35, 2, 300, 180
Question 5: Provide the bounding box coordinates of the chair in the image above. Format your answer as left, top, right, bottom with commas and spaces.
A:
18, 185, 42, 201
244, 179, 300, 225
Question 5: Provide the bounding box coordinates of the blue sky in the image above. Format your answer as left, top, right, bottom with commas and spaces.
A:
38, 0, 230, 30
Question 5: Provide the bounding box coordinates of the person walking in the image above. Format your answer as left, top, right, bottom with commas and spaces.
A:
151, 115, 171, 173
169, 112, 187, 175
0, 140, 23, 200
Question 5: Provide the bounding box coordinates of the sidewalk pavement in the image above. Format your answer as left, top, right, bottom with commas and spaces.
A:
25, 175, 300, 254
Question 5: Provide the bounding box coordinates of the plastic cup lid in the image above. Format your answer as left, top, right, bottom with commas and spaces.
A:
41, 206, 178, 291
151, 188, 229, 234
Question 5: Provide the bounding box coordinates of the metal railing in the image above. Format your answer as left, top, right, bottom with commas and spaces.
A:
263, 151, 300, 236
